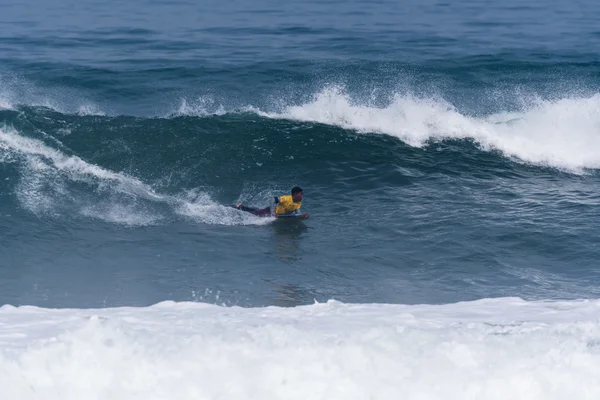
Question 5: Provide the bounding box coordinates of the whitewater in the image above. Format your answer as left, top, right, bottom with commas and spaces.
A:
165, 83, 600, 173
1, 298, 600, 399
253, 86, 600, 173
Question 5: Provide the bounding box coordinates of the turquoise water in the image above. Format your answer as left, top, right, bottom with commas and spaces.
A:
1, 0, 600, 308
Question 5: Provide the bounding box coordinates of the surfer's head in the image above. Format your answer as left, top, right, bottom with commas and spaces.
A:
291, 186, 303, 202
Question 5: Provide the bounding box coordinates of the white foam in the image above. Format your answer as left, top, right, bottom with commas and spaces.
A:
79, 203, 164, 226
177, 201, 274, 226
259, 86, 600, 172
0, 72, 106, 115
76, 103, 107, 116
0, 98, 13, 110
1, 297, 600, 399
0, 126, 161, 192
0, 127, 269, 226
175, 189, 274, 226
172, 96, 227, 117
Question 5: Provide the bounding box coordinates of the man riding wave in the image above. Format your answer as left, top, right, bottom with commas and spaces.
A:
234, 186, 308, 218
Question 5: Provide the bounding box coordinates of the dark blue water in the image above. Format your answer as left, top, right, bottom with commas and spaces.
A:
1, 0, 600, 308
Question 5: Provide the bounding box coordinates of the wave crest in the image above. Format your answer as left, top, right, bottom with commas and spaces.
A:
257, 86, 600, 172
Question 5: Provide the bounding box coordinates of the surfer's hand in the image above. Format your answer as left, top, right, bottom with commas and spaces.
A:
304, 213, 309, 218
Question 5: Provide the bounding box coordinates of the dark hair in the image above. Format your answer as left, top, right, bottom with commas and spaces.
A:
291, 186, 303, 195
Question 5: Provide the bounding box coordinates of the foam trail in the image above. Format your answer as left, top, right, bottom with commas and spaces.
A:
258, 87, 600, 172
1, 297, 600, 399
175, 190, 274, 226
0, 127, 270, 226
0, 127, 165, 199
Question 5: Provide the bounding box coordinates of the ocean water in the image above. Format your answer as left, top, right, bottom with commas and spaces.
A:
2, 0, 600, 398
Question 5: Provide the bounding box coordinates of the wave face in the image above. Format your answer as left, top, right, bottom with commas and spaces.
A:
2, 99, 600, 309
3, 90, 600, 226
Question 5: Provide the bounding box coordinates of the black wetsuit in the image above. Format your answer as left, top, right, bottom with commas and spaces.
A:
235, 205, 271, 217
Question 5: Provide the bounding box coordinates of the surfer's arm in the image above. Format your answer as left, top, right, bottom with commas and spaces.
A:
274, 196, 280, 204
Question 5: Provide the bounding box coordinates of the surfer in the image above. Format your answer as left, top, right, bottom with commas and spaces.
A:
235, 186, 309, 218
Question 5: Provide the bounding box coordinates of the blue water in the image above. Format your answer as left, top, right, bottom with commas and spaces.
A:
1, 0, 600, 308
